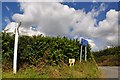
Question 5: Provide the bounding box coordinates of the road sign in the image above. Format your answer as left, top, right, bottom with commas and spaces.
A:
81, 39, 88, 47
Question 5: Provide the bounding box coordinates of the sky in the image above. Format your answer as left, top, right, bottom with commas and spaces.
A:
1, 1, 120, 51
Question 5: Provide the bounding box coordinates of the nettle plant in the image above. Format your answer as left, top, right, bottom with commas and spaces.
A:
2, 32, 92, 68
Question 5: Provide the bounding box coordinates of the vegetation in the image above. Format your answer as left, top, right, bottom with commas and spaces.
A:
93, 46, 120, 66
1, 32, 100, 78
3, 61, 100, 78
2, 32, 92, 70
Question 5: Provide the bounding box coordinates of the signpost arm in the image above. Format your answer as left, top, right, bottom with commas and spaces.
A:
80, 45, 82, 63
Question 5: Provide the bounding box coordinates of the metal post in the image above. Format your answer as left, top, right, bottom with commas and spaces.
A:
80, 45, 82, 63
85, 46, 87, 61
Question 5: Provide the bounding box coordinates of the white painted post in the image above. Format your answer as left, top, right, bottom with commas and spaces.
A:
80, 45, 82, 63
85, 46, 87, 61
13, 22, 21, 74
13, 23, 19, 74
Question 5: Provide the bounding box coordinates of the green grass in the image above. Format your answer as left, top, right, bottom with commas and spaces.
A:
2, 61, 100, 78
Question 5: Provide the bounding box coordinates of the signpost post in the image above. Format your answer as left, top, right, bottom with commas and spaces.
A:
80, 38, 88, 63
85, 46, 87, 61
13, 22, 21, 74
80, 45, 82, 63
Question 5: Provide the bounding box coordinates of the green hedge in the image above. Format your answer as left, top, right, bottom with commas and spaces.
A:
93, 46, 120, 58
2, 32, 92, 69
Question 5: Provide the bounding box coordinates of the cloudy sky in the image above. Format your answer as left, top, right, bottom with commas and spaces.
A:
2, 0, 119, 51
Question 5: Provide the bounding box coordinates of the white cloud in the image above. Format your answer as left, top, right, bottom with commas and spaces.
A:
4, 22, 45, 36
73, 11, 96, 37
91, 3, 106, 17
86, 39, 99, 51
73, 9, 119, 48
4, 2, 119, 51
4, 17, 11, 24
99, 3, 106, 12
94, 10, 119, 46
12, 2, 76, 36
4, 22, 16, 33
19, 27, 45, 36
17, 0, 60, 2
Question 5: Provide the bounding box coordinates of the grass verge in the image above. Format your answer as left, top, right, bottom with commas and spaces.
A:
2, 61, 100, 78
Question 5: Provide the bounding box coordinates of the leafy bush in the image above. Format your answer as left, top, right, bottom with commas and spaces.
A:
2, 32, 92, 70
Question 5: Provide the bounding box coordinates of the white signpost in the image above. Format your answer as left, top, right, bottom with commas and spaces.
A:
13, 22, 21, 74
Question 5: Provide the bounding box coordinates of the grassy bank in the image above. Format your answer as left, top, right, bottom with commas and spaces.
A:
2, 61, 100, 78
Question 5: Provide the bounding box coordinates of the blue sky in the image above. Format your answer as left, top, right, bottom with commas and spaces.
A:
0, 2, 2, 31
2, 2, 119, 51
2, 2, 119, 30
2, 2, 21, 29
63, 2, 119, 24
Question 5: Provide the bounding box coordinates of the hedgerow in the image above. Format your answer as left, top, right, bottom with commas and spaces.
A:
2, 32, 92, 70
